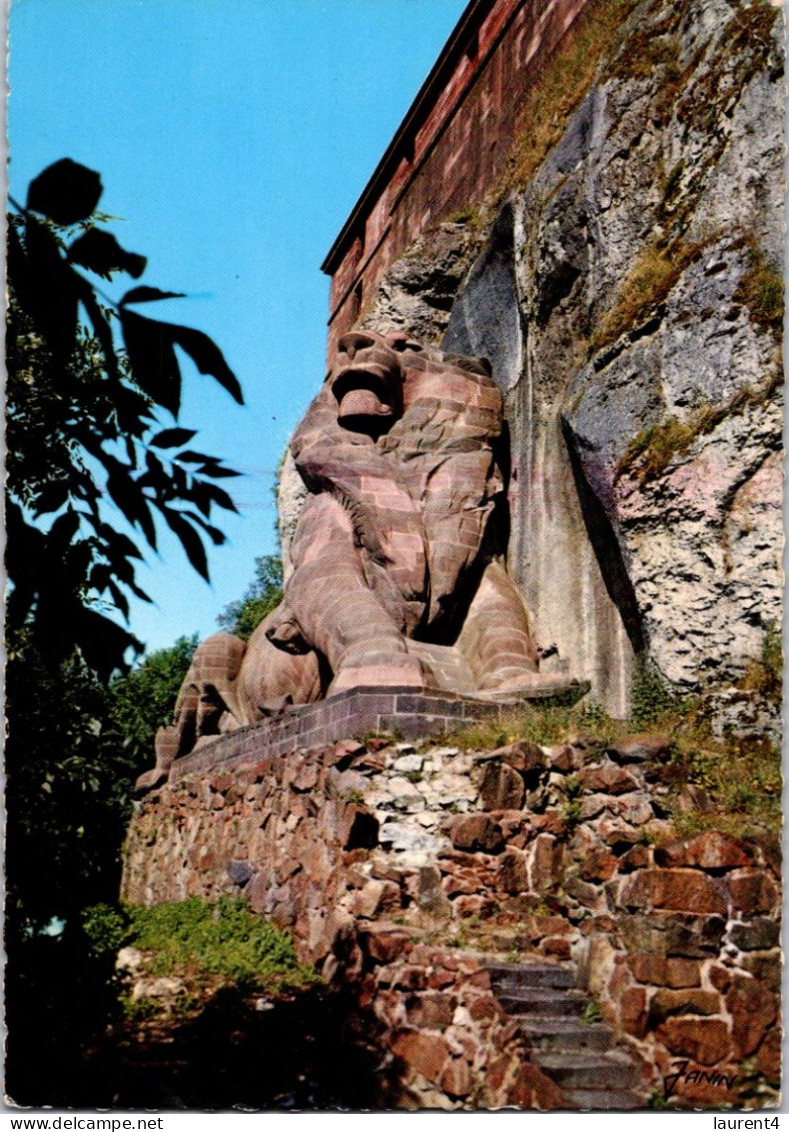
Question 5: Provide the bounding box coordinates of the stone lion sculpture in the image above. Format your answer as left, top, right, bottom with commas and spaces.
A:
146, 330, 572, 782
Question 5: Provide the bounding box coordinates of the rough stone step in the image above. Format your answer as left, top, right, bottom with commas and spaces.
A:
537, 1051, 638, 1090
517, 1016, 614, 1052
484, 962, 577, 989
498, 988, 587, 1016
562, 1087, 645, 1111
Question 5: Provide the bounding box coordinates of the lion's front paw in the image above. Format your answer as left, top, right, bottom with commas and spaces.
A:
328, 655, 426, 695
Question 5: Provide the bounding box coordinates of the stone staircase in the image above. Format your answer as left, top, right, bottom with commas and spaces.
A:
484, 961, 648, 1111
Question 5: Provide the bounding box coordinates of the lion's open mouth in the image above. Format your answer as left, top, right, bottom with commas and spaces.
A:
332, 365, 394, 407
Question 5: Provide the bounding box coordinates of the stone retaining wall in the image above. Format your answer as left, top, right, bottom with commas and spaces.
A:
154, 688, 509, 790
122, 728, 781, 1108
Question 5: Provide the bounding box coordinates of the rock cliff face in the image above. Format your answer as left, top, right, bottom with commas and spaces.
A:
357, 0, 784, 718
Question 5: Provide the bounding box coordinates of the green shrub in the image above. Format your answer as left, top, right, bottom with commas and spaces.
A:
629, 658, 683, 730
740, 621, 782, 702
124, 896, 317, 992
581, 1000, 603, 1025
82, 902, 132, 957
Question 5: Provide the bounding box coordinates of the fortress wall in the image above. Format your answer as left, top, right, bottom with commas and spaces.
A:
324, 0, 593, 356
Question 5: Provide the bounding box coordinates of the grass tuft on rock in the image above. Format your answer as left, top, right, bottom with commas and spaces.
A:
505, 0, 640, 192
590, 240, 701, 354
736, 255, 784, 330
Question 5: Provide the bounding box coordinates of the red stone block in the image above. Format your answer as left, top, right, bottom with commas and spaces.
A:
480, 762, 525, 811
579, 761, 639, 795
455, 894, 497, 917
541, 937, 571, 960
708, 964, 732, 994
628, 953, 667, 985
485, 1053, 511, 1092
684, 831, 750, 870
391, 1029, 450, 1085
441, 1057, 472, 1098
546, 745, 581, 773
428, 969, 457, 990
531, 811, 567, 836
658, 1017, 733, 1066
580, 848, 619, 883
509, 739, 546, 773
394, 966, 428, 991
507, 1063, 566, 1111
292, 762, 319, 791
727, 870, 780, 914
359, 924, 410, 963
468, 996, 504, 1023
649, 989, 721, 1022
498, 847, 529, 895
532, 914, 572, 937
445, 814, 504, 853
665, 959, 702, 988
406, 991, 456, 1030
619, 869, 727, 914
726, 974, 778, 1057
532, 833, 564, 893
756, 1027, 781, 1083
620, 986, 649, 1039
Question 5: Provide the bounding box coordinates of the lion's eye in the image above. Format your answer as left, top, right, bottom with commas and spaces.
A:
393, 339, 423, 353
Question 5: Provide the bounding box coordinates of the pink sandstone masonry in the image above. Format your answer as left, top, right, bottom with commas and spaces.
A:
150, 688, 509, 789
122, 728, 781, 1109
322, 0, 593, 355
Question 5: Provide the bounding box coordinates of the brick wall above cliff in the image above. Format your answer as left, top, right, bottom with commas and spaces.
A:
322, 0, 593, 355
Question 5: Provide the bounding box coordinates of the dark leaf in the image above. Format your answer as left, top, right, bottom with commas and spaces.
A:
89, 563, 111, 589
5, 504, 46, 626
48, 508, 81, 549
162, 509, 210, 581
68, 229, 147, 280
150, 427, 197, 448
97, 522, 144, 555
128, 580, 153, 603
112, 383, 155, 435
105, 466, 157, 550
120, 286, 186, 305
167, 323, 243, 405
75, 276, 119, 379
24, 215, 80, 359
190, 483, 213, 517
73, 607, 141, 680
26, 158, 103, 226
184, 511, 226, 546
107, 579, 130, 621
7, 223, 32, 310
120, 310, 182, 416
32, 480, 71, 516
196, 463, 241, 478
144, 449, 166, 480
198, 482, 239, 513
174, 450, 212, 463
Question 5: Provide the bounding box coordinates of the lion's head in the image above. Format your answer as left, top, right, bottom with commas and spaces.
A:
329, 329, 494, 439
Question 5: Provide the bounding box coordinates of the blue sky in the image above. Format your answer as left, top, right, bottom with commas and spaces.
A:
9, 0, 466, 657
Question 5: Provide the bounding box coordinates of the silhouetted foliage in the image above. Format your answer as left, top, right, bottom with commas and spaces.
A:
5, 161, 245, 1104
7, 158, 243, 679
217, 554, 284, 640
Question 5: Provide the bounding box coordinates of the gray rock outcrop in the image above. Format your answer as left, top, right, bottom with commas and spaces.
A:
353, 0, 784, 719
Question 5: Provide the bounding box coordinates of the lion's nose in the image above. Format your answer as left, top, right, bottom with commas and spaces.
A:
338, 331, 377, 361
